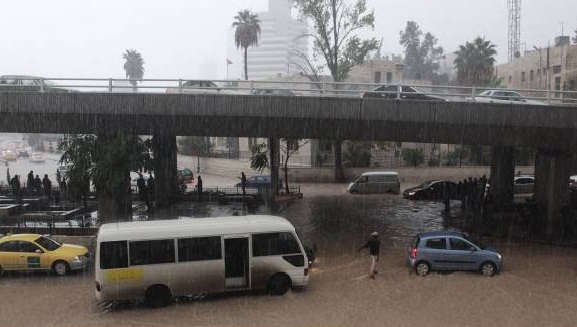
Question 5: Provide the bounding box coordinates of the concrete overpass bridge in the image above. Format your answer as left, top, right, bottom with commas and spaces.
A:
0, 91, 576, 236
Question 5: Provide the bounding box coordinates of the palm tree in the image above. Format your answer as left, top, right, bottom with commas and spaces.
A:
454, 37, 497, 86
122, 49, 145, 92
232, 10, 261, 80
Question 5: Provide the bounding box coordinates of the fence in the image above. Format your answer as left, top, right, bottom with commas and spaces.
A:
1, 77, 575, 106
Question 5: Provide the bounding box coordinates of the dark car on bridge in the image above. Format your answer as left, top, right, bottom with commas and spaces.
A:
361, 85, 449, 102
0, 75, 74, 92
403, 180, 456, 200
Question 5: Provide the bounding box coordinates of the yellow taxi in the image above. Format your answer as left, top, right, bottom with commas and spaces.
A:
0, 234, 90, 276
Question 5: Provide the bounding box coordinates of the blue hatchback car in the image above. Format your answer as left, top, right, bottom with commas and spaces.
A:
407, 231, 503, 277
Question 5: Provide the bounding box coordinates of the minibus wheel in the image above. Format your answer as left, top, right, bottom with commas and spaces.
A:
145, 285, 173, 308
268, 274, 291, 296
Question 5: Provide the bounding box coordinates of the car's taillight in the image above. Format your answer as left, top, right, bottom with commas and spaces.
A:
410, 247, 417, 259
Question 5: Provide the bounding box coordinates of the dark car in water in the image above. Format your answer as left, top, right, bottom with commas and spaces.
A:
361, 85, 449, 101
403, 180, 456, 200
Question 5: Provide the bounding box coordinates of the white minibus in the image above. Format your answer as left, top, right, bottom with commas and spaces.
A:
347, 171, 400, 194
94, 215, 310, 307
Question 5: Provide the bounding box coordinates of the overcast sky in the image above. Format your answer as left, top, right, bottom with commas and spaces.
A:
1, 0, 576, 80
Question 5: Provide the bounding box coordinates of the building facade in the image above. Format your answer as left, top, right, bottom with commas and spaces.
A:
247, 0, 309, 80
496, 37, 577, 97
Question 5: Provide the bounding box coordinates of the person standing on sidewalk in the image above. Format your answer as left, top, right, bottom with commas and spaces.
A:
358, 231, 381, 279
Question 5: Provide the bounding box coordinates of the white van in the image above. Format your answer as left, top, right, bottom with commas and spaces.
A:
347, 171, 400, 194
94, 215, 310, 307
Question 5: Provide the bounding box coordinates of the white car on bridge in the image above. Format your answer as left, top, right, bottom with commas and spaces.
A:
471, 90, 548, 105
166, 80, 245, 95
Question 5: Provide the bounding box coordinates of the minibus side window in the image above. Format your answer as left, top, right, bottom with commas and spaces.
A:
253, 232, 301, 256
129, 239, 175, 266
100, 241, 128, 269
178, 236, 222, 262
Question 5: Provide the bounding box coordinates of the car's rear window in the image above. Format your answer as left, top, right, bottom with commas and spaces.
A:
425, 237, 447, 250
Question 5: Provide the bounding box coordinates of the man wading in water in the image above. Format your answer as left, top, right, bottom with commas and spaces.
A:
358, 231, 381, 279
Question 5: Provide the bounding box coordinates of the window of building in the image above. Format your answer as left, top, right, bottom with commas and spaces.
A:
508, 76, 512, 83
386, 72, 393, 83
553, 65, 562, 74
99, 241, 128, 269
521, 72, 526, 82
537, 69, 540, 76
178, 237, 222, 262
129, 239, 175, 266
374, 72, 381, 84
530, 70, 534, 81
248, 138, 257, 148
252, 232, 301, 256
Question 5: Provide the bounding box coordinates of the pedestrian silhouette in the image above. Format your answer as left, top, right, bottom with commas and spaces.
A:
358, 231, 381, 279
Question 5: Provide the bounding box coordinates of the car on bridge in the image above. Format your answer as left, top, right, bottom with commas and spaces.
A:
166, 80, 244, 95
471, 90, 548, 105
252, 88, 296, 96
361, 85, 449, 102
0, 75, 75, 93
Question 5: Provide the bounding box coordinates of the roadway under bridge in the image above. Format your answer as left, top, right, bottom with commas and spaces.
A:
1, 92, 576, 237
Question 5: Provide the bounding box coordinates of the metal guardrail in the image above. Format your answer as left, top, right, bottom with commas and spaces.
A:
0, 77, 576, 106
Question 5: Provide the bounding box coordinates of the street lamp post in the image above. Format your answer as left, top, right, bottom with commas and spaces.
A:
533, 46, 543, 89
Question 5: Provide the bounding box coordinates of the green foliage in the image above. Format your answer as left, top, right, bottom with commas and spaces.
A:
445, 146, 469, 166
249, 142, 269, 173
178, 137, 212, 156
428, 157, 440, 167
293, 0, 378, 82
399, 21, 444, 82
123, 49, 145, 89
454, 37, 497, 86
342, 141, 374, 167
402, 148, 424, 167
233, 9, 261, 80
59, 133, 153, 202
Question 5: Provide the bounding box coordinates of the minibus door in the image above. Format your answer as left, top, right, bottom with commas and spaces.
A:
224, 236, 250, 290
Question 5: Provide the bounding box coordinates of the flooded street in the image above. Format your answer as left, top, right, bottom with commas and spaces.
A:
2, 183, 577, 326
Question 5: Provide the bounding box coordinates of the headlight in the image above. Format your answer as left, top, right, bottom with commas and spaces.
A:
496, 253, 502, 260
408, 192, 416, 196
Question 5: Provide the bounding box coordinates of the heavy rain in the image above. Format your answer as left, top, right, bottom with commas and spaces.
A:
1, 0, 577, 326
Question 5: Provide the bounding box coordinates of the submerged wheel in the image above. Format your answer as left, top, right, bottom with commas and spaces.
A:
145, 285, 173, 308
415, 261, 430, 277
480, 262, 496, 277
268, 274, 291, 296
52, 261, 70, 276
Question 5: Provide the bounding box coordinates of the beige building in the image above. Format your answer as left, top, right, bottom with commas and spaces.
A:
496, 37, 577, 96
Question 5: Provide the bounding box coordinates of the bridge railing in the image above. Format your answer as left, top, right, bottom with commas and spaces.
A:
1, 77, 576, 106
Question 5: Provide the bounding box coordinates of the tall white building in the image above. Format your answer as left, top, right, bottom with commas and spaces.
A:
247, 0, 309, 80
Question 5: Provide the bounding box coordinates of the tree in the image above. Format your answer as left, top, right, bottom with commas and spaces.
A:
59, 132, 153, 222
454, 37, 497, 86
233, 10, 261, 81
399, 21, 444, 81
122, 49, 145, 92
249, 139, 308, 194
178, 137, 212, 157
294, 0, 379, 83
294, 0, 379, 182
402, 148, 424, 167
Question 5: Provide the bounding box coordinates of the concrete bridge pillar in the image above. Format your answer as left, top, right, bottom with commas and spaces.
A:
152, 131, 179, 207
534, 149, 572, 238
489, 146, 515, 206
